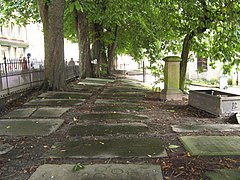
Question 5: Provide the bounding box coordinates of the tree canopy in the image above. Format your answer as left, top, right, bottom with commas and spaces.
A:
1, 0, 240, 90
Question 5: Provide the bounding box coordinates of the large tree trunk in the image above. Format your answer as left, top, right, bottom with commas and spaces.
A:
180, 32, 195, 91
38, 0, 66, 90
75, 11, 92, 79
107, 25, 119, 74
92, 23, 104, 77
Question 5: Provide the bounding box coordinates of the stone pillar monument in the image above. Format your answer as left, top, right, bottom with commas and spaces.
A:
160, 56, 183, 100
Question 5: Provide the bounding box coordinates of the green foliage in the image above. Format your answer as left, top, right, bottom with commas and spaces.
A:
228, 78, 233, 86
99, 63, 108, 76
72, 163, 85, 172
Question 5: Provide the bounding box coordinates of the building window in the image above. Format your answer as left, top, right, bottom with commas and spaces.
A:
197, 57, 207, 72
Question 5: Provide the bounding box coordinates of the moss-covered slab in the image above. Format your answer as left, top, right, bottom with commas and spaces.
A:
44, 138, 167, 158
0, 142, 13, 155
31, 107, 70, 118
69, 85, 101, 92
24, 99, 85, 107
0, 119, 64, 136
103, 87, 148, 93
95, 99, 145, 105
1, 108, 36, 118
180, 136, 240, 156
84, 77, 115, 82
38, 91, 92, 99
29, 164, 163, 180
98, 93, 146, 99
79, 113, 148, 122
203, 169, 240, 180
172, 124, 240, 132
92, 104, 146, 112
68, 123, 148, 136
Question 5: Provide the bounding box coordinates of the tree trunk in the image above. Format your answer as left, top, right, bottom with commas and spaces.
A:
75, 11, 92, 79
38, 0, 66, 91
107, 25, 119, 74
180, 31, 195, 92
92, 23, 104, 77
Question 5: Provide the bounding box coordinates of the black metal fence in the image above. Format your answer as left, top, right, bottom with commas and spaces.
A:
0, 58, 79, 98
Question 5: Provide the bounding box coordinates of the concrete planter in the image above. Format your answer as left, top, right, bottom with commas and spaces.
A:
189, 90, 240, 117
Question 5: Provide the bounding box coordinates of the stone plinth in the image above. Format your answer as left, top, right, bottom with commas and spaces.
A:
160, 56, 183, 100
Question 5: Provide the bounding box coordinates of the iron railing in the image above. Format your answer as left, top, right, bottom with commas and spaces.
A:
0, 58, 79, 97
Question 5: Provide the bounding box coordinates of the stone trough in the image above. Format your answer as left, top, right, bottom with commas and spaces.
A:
189, 90, 240, 122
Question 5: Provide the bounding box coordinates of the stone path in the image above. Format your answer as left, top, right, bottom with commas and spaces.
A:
1, 77, 240, 179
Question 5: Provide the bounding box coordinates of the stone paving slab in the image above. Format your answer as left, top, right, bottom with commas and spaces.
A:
0, 142, 13, 155
92, 104, 146, 112
24, 99, 84, 107
38, 91, 92, 99
95, 99, 146, 105
172, 124, 240, 132
0, 108, 36, 118
83, 78, 115, 83
29, 164, 163, 180
180, 136, 240, 156
70, 85, 101, 92
31, 107, 70, 118
0, 119, 64, 136
79, 113, 148, 122
203, 169, 240, 180
44, 138, 167, 158
103, 87, 148, 93
98, 93, 146, 99
68, 123, 148, 136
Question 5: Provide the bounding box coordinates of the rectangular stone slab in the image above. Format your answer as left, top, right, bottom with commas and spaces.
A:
84, 78, 115, 83
44, 138, 167, 158
97, 94, 146, 99
79, 113, 148, 122
95, 99, 146, 105
29, 164, 163, 180
1, 108, 36, 118
0, 119, 64, 136
24, 99, 84, 107
172, 124, 240, 132
203, 169, 240, 180
31, 107, 70, 118
92, 104, 145, 112
180, 136, 240, 156
38, 91, 92, 99
68, 123, 148, 136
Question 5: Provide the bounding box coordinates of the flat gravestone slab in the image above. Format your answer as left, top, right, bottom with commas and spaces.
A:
0, 119, 64, 136
31, 107, 70, 118
44, 138, 167, 158
95, 99, 145, 105
29, 164, 163, 180
70, 85, 101, 92
0, 142, 13, 155
1, 108, 36, 118
38, 91, 92, 99
203, 169, 240, 180
180, 136, 240, 156
24, 99, 84, 107
79, 113, 148, 122
98, 94, 146, 99
103, 87, 148, 93
68, 123, 148, 136
172, 124, 240, 132
92, 104, 146, 112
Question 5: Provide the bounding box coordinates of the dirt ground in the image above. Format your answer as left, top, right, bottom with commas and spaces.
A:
0, 78, 240, 180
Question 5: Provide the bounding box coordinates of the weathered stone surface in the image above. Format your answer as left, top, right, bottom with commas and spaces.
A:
44, 138, 167, 158
203, 169, 240, 180
95, 99, 145, 105
0, 142, 13, 155
38, 91, 92, 99
1, 108, 36, 118
98, 93, 146, 99
68, 123, 148, 136
92, 104, 146, 112
0, 119, 64, 136
79, 113, 148, 122
180, 136, 240, 156
31, 107, 70, 118
172, 124, 240, 132
24, 99, 84, 107
29, 164, 163, 180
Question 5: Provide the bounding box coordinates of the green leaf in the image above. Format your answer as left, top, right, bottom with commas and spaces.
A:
72, 163, 85, 172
